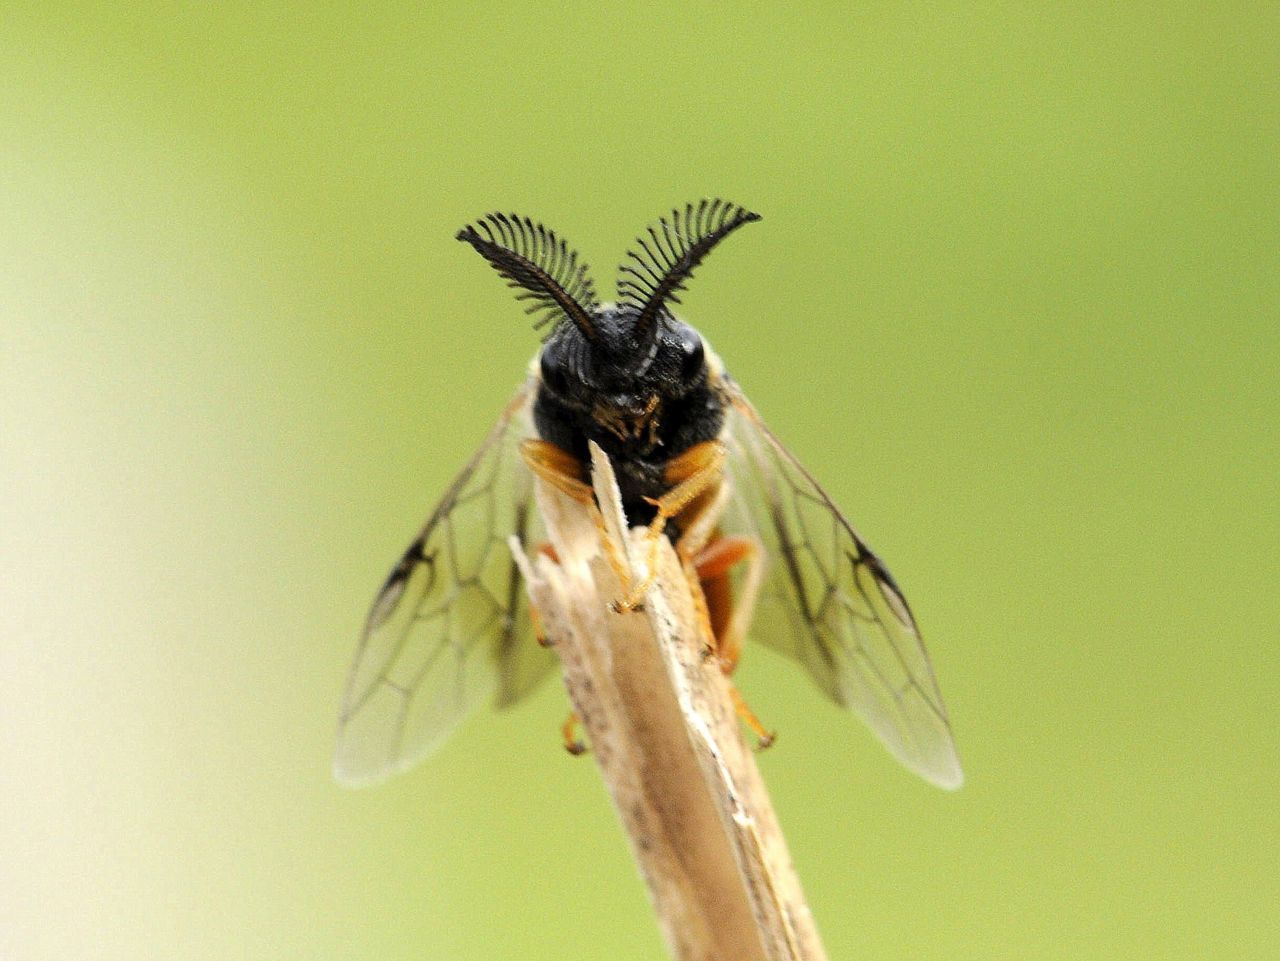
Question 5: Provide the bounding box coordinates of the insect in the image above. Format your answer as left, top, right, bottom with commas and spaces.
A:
333, 200, 962, 790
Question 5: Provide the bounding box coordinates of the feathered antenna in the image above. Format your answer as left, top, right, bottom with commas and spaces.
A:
617, 199, 761, 338
457, 213, 599, 339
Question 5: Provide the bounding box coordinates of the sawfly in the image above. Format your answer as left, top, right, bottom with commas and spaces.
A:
334, 200, 962, 790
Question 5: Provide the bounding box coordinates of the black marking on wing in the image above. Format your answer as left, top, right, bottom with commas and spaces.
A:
720, 380, 963, 789
334, 382, 556, 786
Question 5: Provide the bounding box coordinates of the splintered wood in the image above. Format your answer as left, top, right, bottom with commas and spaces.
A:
509, 442, 827, 961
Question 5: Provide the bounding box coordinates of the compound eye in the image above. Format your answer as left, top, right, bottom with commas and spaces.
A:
679, 333, 705, 380
539, 348, 571, 397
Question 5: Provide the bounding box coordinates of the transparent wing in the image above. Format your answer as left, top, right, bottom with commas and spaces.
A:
721, 380, 963, 789
333, 381, 557, 786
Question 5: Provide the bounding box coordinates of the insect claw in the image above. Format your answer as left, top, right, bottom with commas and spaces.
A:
565, 740, 588, 756
754, 731, 777, 752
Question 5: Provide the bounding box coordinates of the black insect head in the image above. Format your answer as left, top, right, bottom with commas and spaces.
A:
456, 199, 760, 418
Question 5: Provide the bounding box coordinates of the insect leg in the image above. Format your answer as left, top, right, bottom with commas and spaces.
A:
529, 543, 560, 647
729, 685, 776, 751
689, 533, 775, 750
529, 600, 552, 648
524, 533, 589, 757
520, 439, 634, 593
561, 711, 587, 756
520, 439, 593, 503
692, 534, 764, 676
614, 441, 727, 612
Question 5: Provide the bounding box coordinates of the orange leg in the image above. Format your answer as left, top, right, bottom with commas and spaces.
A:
520, 439, 633, 594
693, 534, 763, 675
529, 601, 552, 648
615, 441, 727, 612
529, 543, 561, 648
520, 439, 593, 503
561, 711, 586, 755
730, 686, 776, 751
693, 533, 774, 749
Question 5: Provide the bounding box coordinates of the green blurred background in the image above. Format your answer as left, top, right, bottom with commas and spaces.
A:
3, 3, 1276, 959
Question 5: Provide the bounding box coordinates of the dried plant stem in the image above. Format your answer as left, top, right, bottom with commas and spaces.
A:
509, 442, 827, 961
